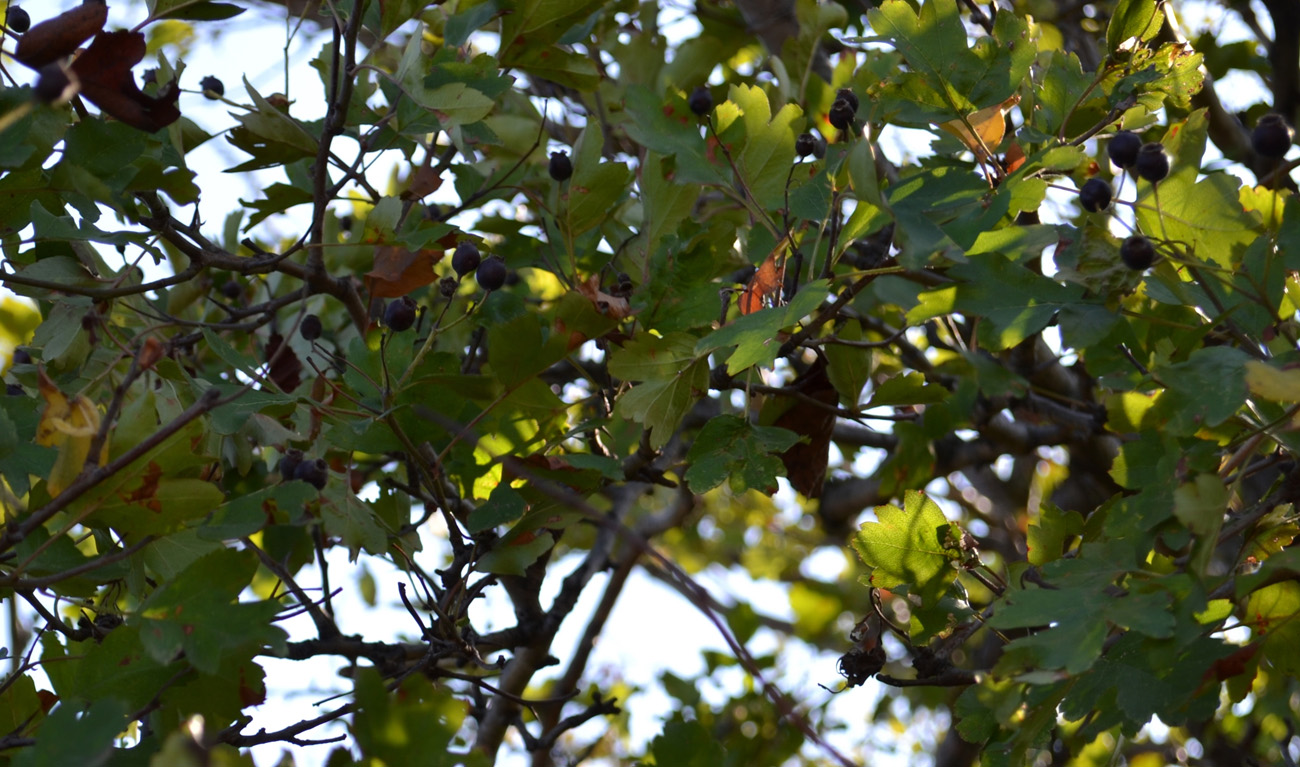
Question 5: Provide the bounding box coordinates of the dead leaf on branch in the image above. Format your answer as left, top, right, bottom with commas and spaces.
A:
771, 357, 838, 498
937, 95, 1021, 160
739, 249, 785, 316
575, 274, 632, 320
365, 245, 445, 299
14, 3, 107, 69
70, 30, 182, 132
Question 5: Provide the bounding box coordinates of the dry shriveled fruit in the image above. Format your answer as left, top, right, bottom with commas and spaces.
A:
1252, 114, 1294, 159
300, 314, 322, 341
294, 457, 329, 489
1079, 177, 1113, 213
7, 7, 30, 33
688, 85, 712, 116
384, 296, 417, 331
836, 88, 860, 113
795, 132, 817, 158
829, 97, 855, 131
1135, 142, 1169, 182
1108, 131, 1142, 169
279, 449, 304, 481
1121, 235, 1156, 270
452, 241, 481, 277
548, 151, 572, 181
476, 255, 507, 291
200, 75, 224, 100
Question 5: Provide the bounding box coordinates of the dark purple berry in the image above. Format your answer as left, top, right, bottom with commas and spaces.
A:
1135, 142, 1169, 183
33, 65, 70, 104
452, 241, 481, 277
221, 280, 242, 300
1108, 131, 1142, 170
384, 296, 417, 331
476, 255, 507, 291
829, 98, 855, 131
795, 132, 817, 158
200, 76, 224, 100
548, 151, 573, 181
688, 85, 713, 117
439, 276, 458, 298
1120, 235, 1156, 270
278, 449, 304, 482
7, 7, 29, 33
293, 458, 329, 490
1079, 177, 1113, 213
836, 88, 860, 113
1252, 114, 1294, 159
12, 349, 31, 365
300, 314, 322, 341
6, 384, 23, 397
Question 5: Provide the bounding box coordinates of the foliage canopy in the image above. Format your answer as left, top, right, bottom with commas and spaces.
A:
1, 0, 1299, 765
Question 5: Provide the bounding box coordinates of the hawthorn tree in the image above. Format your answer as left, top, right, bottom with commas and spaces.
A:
1, 0, 1299, 764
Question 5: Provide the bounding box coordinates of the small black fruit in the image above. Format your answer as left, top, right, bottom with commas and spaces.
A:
384, 296, 417, 331
7, 7, 30, 33
1252, 114, 1293, 159
12, 349, 31, 365
294, 458, 329, 490
476, 255, 508, 291
33, 65, 70, 104
548, 151, 573, 181
795, 132, 817, 158
200, 75, 224, 100
6, 384, 23, 397
1079, 177, 1113, 213
439, 276, 458, 298
221, 280, 242, 300
1108, 131, 1142, 170
452, 241, 481, 277
279, 449, 304, 481
1135, 142, 1169, 183
1120, 235, 1156, 270
688, 85, 712, 116
300, 314, 322, 341
836, 88, 860, 113
829, 98, 855, 131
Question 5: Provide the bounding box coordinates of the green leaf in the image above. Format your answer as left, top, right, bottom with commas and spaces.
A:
150, 1, 246, 20
1106, 0, 1160, 53
476, 531, 555, 576
609, 333, 701, 381
1245, 581, 1300, 677
468, 486, 527, 533
851, 490, 958, 630
683, 415, 799, 494
651, 718, 726, 767
695, 280, 830, 373
728, 83, 801, 208
908, 256, 1087, 351
613, 358, 710, 449
14, 698, 126, 767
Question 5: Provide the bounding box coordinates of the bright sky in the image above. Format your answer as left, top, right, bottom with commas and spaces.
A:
0, 1, 1278, 765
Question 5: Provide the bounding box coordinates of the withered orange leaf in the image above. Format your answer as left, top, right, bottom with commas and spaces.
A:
739, 250, 785, 316
70, 31, 181, 132
773, 357, 837, 498
574, 274, 632, 319
937, 95, 1021, 159
14, 3, 107, 69
365, 245, 444, 298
